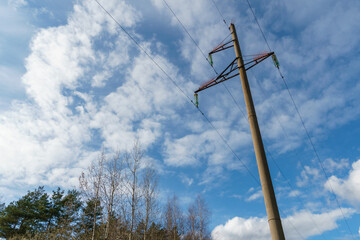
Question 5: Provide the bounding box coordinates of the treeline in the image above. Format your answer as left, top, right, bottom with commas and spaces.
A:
0, 142, 211, 240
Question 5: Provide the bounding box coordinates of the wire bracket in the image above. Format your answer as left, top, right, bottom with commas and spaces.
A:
195, 52, 275, 94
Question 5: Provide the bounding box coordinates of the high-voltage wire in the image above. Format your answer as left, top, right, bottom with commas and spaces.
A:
245, 0, 355, 238
93, 0, 261, 186
160, 1, 310, 238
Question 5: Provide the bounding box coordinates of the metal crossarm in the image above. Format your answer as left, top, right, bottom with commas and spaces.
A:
209, 40, 234, 55
195, 57, 239, 93
195, 52, 274, 94
245, 52, 274, 71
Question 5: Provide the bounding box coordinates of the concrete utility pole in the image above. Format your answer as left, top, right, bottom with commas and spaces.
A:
230, 23, 286, 240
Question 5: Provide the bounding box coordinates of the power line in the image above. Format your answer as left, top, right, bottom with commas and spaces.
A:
161, 0, 248, 132
162, 0, 231, 74
244, 0, 355, 237
161, 0, 248, 124
245, 0, 271, 51
208, 0, 228, 26
248, 71, 329, 239
93, 0, 261, 186
163, 0, 350, 237
93, 1, 347, 238
160, 1, 306, 238
162, 0, 211, 66
277, 68, 356, 239
263, 142, 327, 240
229, 71, 326, 239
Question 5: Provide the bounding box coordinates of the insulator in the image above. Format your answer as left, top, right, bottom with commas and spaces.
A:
194, 93, 199, 108
208, 53, 213, 66
272, 54, 280, 69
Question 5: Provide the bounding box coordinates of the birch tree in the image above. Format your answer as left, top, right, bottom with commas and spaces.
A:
141, 167, 158, 240
185, 194, 210, 240
79, 150, 105, 240
126, 140, 143, 240
163, 194, 183, 240
102, 151, 124, 240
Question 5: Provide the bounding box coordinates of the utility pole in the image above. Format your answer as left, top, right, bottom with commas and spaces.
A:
230, 23, 285, 240
194, 23, 284, 240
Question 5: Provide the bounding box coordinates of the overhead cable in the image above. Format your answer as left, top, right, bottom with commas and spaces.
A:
245, 0, 355, 237
93, 0, 261, 186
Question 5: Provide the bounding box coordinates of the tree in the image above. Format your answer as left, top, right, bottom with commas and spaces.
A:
0, 186, 51, 238
32, 189, 83, 240
79, 150, 105, 240
184, 194, 211, 240
147, 222, 167, 240
126, 140, 143, 240
78, 197, 103, 239
185, 203, 197, 240
0, 187, 83, 240
141, 167, 158, 240
102, 151, 124, 240
163, 194, 184, 240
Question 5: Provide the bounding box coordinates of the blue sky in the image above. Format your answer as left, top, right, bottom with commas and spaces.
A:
1, 0, 360, 239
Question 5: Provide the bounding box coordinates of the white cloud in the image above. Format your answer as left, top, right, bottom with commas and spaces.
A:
180, 174, 194, 186
90, 51, 189, 152
8, 0, 27, 9
246, 189, 263, 202
323, 158, 349, 173
212, 208, 355, 240
163, 124, 252, 171
296, 165, 321, 187
325, 159, 360, 205
288, 190, 300, 198
0, 0, 140, 191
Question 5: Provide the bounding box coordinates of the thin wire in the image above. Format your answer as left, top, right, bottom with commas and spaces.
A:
161, 2, 306, 238
248, 70, 330, 239
162, 0, 210, 65
208, 0, 228, 26
277, 68, 356, 239
245, 0, 271, 51
264, 143, 327, 240
250, 73, 292, 144
94, 2, 324, 239
228, 74, 324, 239
162, 0, 231, 73
161, 0, 246, 125
245, 0, 355, 237
278, 208, 306, 240
93, 0, 260, 186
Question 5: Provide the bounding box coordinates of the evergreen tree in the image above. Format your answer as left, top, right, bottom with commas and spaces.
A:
78, 197, 104, 239
0, 186, 51, 238
0, 187, 83, 239
147, 222, 167, 240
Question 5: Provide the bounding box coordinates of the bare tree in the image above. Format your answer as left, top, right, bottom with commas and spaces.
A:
164, 194, 184, 240
79, 150, 105, 240
185, 194, 210, 240
126, 140, 143, 240
185, 204, 197, 240
141, 167, 158, 240
102, 151, 124, 240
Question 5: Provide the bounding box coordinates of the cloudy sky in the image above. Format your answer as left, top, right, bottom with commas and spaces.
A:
1, 0, 360, 239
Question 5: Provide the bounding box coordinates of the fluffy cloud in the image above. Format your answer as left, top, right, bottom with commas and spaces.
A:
91, 52, 189, 151
212, 208, 355, 240
323, 158, 349, 173
0, 0, 140, 189
296, 165, 320, 187
325, 159, 360, 205
246, 189, 263, 202
8, 0, 27, 9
